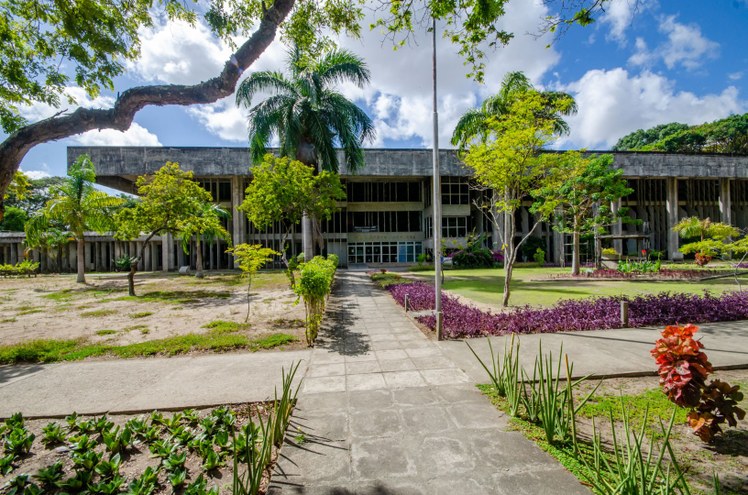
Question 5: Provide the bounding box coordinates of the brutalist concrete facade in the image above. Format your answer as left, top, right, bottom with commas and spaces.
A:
5, 147, 748, 272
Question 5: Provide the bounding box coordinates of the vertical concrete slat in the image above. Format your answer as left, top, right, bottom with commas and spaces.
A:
666, 177, 681, 261
720, 178, 732, 226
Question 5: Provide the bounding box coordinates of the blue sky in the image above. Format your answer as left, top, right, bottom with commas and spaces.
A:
12, 0, 748, 179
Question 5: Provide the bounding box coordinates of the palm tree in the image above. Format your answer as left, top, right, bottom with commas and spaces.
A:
451, 71, 577, 148
25, 155, 123, 283
236, 46, 375, 259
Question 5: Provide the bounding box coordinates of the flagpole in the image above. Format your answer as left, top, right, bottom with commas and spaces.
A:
432, 17, 443, 340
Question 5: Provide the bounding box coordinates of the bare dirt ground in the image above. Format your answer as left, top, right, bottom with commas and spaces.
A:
575, 369, 748, 494
0, 271, 306, 351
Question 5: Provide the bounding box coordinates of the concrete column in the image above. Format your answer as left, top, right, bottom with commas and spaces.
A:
69, 243, 77, 270
230, 177, 246, 247
666, 177, 682, 261
611, 199, 623, 255
520, 207, 530, 238
177, 242, 186, 268
719, 178, 732, 226
143, 242, 151, 271
490, 204, 502, 251
162, 233, 172, 272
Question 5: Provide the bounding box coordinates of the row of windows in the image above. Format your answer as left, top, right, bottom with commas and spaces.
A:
347, 182, 422, 202
425, 216, 469, 238
349, 211, 422, 232
441, 177, 470, 205
348, 242, 423, 264
199, 179, 232, 203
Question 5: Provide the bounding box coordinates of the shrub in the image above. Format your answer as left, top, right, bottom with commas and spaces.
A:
294, 255, 337, 346
0, 260, 39, 277
451, 232, 494, 268
533, 248, 545, 267
386, 282, 748, 338
651, 324, 746, 442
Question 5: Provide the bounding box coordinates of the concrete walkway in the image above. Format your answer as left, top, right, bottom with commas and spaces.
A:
0, 351, 310, 417
267, 272, 589, 494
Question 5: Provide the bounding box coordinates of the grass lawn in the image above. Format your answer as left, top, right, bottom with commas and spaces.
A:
410, 265, 744, 308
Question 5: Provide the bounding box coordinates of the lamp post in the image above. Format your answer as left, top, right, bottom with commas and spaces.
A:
432, 17, 443, 340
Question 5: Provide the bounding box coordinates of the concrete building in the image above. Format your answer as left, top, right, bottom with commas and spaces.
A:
3, 146, 748, 271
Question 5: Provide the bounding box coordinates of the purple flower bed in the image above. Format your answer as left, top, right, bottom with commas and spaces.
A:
386, 282, 748, 339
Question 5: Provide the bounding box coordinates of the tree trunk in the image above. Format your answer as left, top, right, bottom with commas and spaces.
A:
0, 0, 297, 220
502, 210, 516, 308
245, 278, 252, 322
127, 263, 137, 297
571, 216, 581, 276
76, 238, 86, 284
195, 237, 204, 278
502, 259, 513, 308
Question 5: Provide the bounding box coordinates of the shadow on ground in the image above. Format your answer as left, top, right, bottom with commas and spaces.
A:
0, 364, 44, 386
314, 273, 370, 357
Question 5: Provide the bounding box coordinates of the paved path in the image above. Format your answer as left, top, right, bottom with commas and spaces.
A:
0, 351, 310, 417
268, 272, 589, 494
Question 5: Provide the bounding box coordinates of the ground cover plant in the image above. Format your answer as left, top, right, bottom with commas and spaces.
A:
0, 364, 301, 494
0, 271, 304, 363
407, 265, 745, 309
474, 338, 748, 494
383, 276, 748, 338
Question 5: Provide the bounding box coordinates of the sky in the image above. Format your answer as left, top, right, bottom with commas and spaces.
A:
11, 0, 748, 179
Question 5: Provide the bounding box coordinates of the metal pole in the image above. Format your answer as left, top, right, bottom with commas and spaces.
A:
432, 17, 443, 340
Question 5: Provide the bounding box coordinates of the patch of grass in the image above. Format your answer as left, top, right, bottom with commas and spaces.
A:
412, 266, 746, 309
80, 309, 118, 318
578, 387, 688, 434
202, 320, 249, 334
0, 333, 298, 364
17, 307, 44, 315
130, 311, 154, 319
271, 318, 304, 329
0, 317, 17, 323
115, 290, 232, 304
370, 272, 409, 288
42, 289, 76, 302
95, 329, 117, 336
140, 328, 150, 335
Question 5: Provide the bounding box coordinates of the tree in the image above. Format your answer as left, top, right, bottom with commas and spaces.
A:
24, 155, 123, 283
227, 244, 279, 322
462, 90, 575, 307
115, 162, 214, 296
672, 217, 739, 265
613, 114, 748, 154
5, 176, 66, 217
451, 71, 577, 148
236, 46, 374, 259
177, 204, 231, 278
535, 153, 632, 275
0, 207, 27, 232
238, 154, 345, 272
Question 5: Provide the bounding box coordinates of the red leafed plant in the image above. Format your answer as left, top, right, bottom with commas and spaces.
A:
651, 324, 746, 442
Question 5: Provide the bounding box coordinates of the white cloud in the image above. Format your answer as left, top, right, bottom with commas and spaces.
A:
20, 168, 51, 180
185, 0, 561, 148
129, 19, 232, 84
629, 16, 719, 70
729, 71, 744, 81
73, 124, 162, 146
601, 0, 640, 43
558, 68, 745, 149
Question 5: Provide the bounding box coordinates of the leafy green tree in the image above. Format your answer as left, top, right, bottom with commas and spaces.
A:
451, 71, 577, 148
4, 176, 66, 217
25, 155, 123, 283
612, 123, 689, 151
613, 114, 748, 154
115, 162, 214, 296
462, 90, 574, 307
535, 153, 632, 275
177, 204, 231, 278
227, 244, 279, 322
0, 207, 27, 232
238, 154, 345, 272
236, 46, 373, 259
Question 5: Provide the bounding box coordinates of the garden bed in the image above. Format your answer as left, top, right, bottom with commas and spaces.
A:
381, 278, 748, 338
482, 368, 748, 494
544, 268, 748, 282
0, 403, 292, 494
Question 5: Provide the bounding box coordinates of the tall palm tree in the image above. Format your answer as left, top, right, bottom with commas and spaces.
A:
25, 155, 123, 283
451, 71, 577, 148
236, 46, 375, 259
